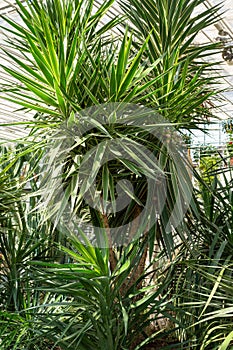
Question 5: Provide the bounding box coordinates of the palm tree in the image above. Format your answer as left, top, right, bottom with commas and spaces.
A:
0, 0, 221, 252
0, 0, 225, 348
121, 0, 221, 122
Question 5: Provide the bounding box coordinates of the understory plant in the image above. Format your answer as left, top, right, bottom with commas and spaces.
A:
170, 168, 233, 349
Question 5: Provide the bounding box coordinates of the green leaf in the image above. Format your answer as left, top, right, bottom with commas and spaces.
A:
218, 331, 233, 350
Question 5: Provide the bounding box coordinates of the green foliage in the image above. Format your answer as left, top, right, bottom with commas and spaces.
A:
25, 235, 179, 350
0, 0, 230, 349
170, 169, 233, 349
195, 145, 221, 185
120, 0, 222, 126
0, 0, 221, 258
0, 0, 221, 124
0, 0, 120, 118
